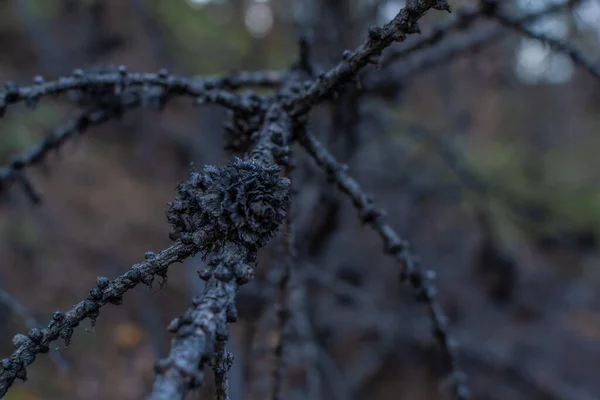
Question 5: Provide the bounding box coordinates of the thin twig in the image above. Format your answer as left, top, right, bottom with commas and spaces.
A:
286, 0, 452, 116
270, 160, 297, 400
0, 107, 126, 203
381, 4, 483, 67
298, 128, 469, 399
366, 0, 584, 94
0, 68, 266, 118
380, 0, 581, 69
0, 241, 196, 398
0, 288, 70, 374
482, 0, 600, 81
147, 108, 293, 400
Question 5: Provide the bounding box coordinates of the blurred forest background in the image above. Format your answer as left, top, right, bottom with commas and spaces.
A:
1, 0, 600, 399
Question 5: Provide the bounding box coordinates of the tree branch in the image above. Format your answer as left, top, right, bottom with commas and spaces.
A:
0, 241, 196, 397
298, 128, 468, 399
286, 0, 452, 116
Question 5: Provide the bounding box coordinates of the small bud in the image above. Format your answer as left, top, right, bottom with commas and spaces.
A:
52, 311, 65, 321
13, 334, 30, 348
27, 329, 43, 342
96, 276, 110, 290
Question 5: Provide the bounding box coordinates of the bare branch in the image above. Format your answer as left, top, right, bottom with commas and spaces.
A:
482, 0, 600, 81
0, 68, 266, 118
147, 111, 293, 399
287, 0, 452, 116
0, 241, 196, 398
298, 128, 469, 400
0, 288, 70, 374
0, 107, 127, 203
381, 4, 483, 67
380, 0, 581, 69
366, 0, 583, 95
213, 340, 233, 400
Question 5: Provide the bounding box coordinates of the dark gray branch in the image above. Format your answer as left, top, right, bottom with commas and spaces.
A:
298, 128, 469, 399
287, 0, 452, 116
0, 241, 197, 398
485, 0, 600, 82
0, 68, 268, 118
147, 112, 293, 399
366, 0, 583, 95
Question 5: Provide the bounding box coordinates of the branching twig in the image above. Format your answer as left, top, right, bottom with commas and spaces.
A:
0, 107, 127, 203
481, 0, 600, 81
366, 0, 584, 94
147, 108, 293, 399
287, 0, 452, 116
0, 3, 475, 400
380, 4, 483, 67
379, 0, 581, 69
0, 68, 266, 119
0, 68, 277, 202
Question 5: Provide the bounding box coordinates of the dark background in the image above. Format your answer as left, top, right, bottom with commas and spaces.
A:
0, 0, 600, 399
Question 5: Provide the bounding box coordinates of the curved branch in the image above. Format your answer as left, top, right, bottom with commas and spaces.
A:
0, 68, 267, 118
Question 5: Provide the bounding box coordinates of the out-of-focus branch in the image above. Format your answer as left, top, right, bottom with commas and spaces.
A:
0, 68, 275, 203
483, 0, 600, 82
286, 0, 452, 116
0, 107, 129, 204
0, 287, 70, 374
0, 67, 271, 119
365, 0, 584, 96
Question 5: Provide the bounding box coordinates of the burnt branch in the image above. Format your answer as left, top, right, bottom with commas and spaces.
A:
366, 0, 582, 95
380, 0, 581, 69
0, 107, 126, 203
380, 4, 483, 67
213, 339, 233, 400
482, 0, 600, 82
298, 128, 469, 399
148, 113, 292, 399
287, 0, 452, 116
0, 241, 196, 398
0, 68, 265, 119
216, 70, 286, 90
0, 288, 70, 374
0, 70, 272, 203
0, 2, 478, 399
